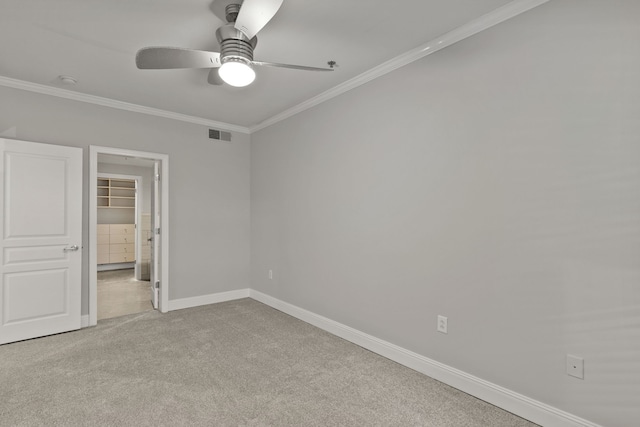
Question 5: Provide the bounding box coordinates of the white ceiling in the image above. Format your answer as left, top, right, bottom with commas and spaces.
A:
0, 0, 522, 130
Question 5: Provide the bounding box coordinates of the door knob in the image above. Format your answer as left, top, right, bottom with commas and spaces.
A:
63, 245, 79, 252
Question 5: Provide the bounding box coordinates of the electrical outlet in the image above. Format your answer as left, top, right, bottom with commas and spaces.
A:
566, 354, 584, 379
268, 269, 273, 280
437, 315, 448, 334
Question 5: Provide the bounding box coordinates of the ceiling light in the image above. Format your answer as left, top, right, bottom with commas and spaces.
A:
218, 58, 255, 87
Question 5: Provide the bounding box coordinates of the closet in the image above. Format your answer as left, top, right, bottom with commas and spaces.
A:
97, 177, 136, 271
95, 162, 155, 321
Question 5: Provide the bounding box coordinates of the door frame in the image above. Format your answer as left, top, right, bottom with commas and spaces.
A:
89, 146, 169, 326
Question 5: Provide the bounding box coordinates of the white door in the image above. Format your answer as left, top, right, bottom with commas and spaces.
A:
0, 139, 82, 345
150, 161, 160, 309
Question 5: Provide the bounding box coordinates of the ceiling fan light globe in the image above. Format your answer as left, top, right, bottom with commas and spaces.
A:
219, 61, 256, 87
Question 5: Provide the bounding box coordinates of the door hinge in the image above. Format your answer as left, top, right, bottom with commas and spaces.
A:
155, 228, 160, 235
155, 173, 160, 182
155, 281, 160, 290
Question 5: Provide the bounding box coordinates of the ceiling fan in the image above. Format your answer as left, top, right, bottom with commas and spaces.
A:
135, 0, 334, 87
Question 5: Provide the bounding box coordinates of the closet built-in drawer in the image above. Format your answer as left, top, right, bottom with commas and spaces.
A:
109, 243, 134, 254
110, 224, 134, 235
110, 234, 134, 244
97, 234, 109, 245
109, 253, 135, 263
97, 224, 110, 235
97, 244, 110, 255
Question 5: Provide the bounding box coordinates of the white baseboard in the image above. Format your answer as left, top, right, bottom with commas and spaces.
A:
97, 262, 135, 272
81, 315, 90, 328
168, 288, 250, 311
249, 290, 600, 427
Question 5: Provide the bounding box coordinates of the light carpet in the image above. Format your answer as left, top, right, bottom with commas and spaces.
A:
0, 298, 538, 426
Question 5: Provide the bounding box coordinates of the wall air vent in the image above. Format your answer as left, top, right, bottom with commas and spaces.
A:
209, 129, 232, 142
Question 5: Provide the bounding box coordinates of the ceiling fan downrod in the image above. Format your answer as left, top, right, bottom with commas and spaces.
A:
225, 4, 241, 23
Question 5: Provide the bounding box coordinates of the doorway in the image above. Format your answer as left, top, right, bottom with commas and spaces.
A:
97, 268, 151, 319
89, 146, 169, 326
96, 171, 149, 320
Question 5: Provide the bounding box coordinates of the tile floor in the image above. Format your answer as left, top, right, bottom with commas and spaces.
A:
97, 268, 153, 320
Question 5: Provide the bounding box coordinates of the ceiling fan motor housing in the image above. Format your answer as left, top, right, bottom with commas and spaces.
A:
216, 23, 258, 66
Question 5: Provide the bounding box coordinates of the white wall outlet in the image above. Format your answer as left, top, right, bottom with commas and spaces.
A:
437, 315, 448, 334
566, 354, 584, 379
268, 269, 273, 280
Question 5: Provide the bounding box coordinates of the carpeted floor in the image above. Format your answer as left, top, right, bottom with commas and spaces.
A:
0, 299, 538, 426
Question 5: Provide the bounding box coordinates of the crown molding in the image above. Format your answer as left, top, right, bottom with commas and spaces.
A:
249, 0, 550, 133
0, 76, 250, 134
0, 0, 548, 136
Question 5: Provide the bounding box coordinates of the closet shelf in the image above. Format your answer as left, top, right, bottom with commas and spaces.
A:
97, 177, 136, 209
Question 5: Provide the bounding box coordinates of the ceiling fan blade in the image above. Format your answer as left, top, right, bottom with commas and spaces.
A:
252, 61, 334, 72
136, 47, 221, 69
234, 0, 283, 39
207, 69, 224, 85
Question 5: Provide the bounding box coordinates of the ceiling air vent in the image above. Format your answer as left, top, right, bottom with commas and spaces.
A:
209, 129, 232, 142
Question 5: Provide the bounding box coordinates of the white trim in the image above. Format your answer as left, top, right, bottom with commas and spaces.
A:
249, 0, 550, 133
0, 0, 548, 136
81, 315, 90, 328
89, 146, 170, 326
168, 289, 250, 311
97, 262, 135, 272
0, 76, 249, 134
249, 290, 601, 427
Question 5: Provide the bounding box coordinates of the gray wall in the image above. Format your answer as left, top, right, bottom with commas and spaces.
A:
0, 86, 251, 310
250, 1, 640, 426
